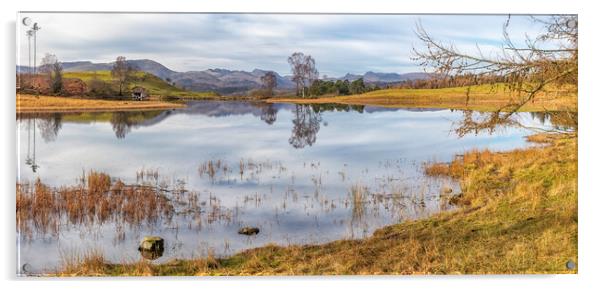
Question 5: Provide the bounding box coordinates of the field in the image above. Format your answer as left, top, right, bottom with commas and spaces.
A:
57, 133, 577, 276
16, 94, 184, 113
63, 71, 219, 100
268, 84, 577, 112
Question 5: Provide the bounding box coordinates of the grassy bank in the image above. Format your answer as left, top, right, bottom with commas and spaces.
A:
17, 94, 184, 113
63, 71, 219, 100
267, 84, 577, 112
58, 133, 577, 276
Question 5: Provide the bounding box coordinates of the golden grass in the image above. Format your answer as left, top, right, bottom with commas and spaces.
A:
58, 133, 577, 276
16, 94, 184, 113
267, 84, 577, 112
350, 183, 368, 221
423, 162, 451, 177
59, 248, 108, 277
17, 171, 174, 238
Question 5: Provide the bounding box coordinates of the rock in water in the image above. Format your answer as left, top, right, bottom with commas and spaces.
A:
138, 236, 164, 252
238, 227, 260, 235
441, 186, 453, 195
139, 249, 163, 260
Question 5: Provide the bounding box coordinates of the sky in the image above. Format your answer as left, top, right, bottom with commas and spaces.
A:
16, 13, 551, 77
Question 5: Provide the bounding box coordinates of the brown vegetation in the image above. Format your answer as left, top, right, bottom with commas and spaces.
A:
17, 171, 174, 239
16, 94, 184, 113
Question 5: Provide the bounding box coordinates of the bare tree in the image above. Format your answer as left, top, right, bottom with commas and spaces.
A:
288, 52, 319, 97
111, 56, 133, 96
260, 71, 277, 97
40, 53, 63, 94
288, 52, 304, 96
413, 15, 577, 136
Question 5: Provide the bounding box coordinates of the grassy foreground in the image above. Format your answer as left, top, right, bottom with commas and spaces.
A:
268, 84, 577, 112
16, 94, 184, 113
58, 133, 577, 276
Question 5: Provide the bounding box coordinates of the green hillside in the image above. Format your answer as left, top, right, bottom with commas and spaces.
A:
63, 70, 219, 99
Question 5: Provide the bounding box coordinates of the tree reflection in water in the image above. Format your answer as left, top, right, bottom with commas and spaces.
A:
289, 105, 322, 149
529, 111, 578, 133
453, 110, 577, 137
110, 112, 133, 139
37, 113, 63, 143
258, 103, 278, 125
19, 113, 63, 172
109, 111, 165, 139
16, 103, 576, 156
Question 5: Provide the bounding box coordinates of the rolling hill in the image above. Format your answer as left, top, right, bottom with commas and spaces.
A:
18, 59, 434, 95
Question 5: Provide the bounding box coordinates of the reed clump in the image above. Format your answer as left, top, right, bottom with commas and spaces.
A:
424, 156, 466, 179
59, 248, 107, 276
350, 183, 368, 221
17, 180, 58, 236
17, 170, 174, 237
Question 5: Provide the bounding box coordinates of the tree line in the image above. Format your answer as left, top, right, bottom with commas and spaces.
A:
256, 51, 508, 99
391, 74, 507, 89
18, 55, 158, 98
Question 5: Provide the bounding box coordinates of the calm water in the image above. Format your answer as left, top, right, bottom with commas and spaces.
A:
16, 101, 554, 274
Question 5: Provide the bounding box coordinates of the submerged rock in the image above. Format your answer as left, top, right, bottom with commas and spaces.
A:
441, 186, 453, 195
138, 236, 165, 260
238, 227, 260, 235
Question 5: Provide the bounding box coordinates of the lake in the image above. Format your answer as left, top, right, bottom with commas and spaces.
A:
16, 100, 557, 274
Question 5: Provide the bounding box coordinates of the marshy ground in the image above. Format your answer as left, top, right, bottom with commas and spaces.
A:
52, 133, 576, 275
15, 100, 576, 276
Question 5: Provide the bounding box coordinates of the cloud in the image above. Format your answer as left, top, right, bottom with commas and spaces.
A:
17, 13, 550, 76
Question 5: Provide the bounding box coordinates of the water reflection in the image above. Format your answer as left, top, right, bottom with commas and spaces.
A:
17, 103, 574, 145
289, 105, 322, 149
110, 112, 135, 139
453, 110, 577, 137
16, 100, 563, 274
16, 102, 575, 172
529, 111, 578, 132
257, 103, 278, 125
23, 119, 38, 172
37, 114, 62, 143
20, 114, 65, 172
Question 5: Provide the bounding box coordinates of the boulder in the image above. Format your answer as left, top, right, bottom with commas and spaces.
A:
138, 236, 164, 252
139, 248, 164, 260
238, 227, 260, 235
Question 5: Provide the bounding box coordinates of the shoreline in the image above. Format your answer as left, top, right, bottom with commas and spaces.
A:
266, 86, 577, 112
16, 94, 185, 114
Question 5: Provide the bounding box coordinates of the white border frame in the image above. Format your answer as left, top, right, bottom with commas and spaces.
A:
2, 0, 599, 288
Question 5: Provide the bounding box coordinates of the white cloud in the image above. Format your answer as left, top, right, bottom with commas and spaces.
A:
17, 13, 553, 76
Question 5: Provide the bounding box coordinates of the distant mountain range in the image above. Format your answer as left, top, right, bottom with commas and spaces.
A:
17, 59, 434, 95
